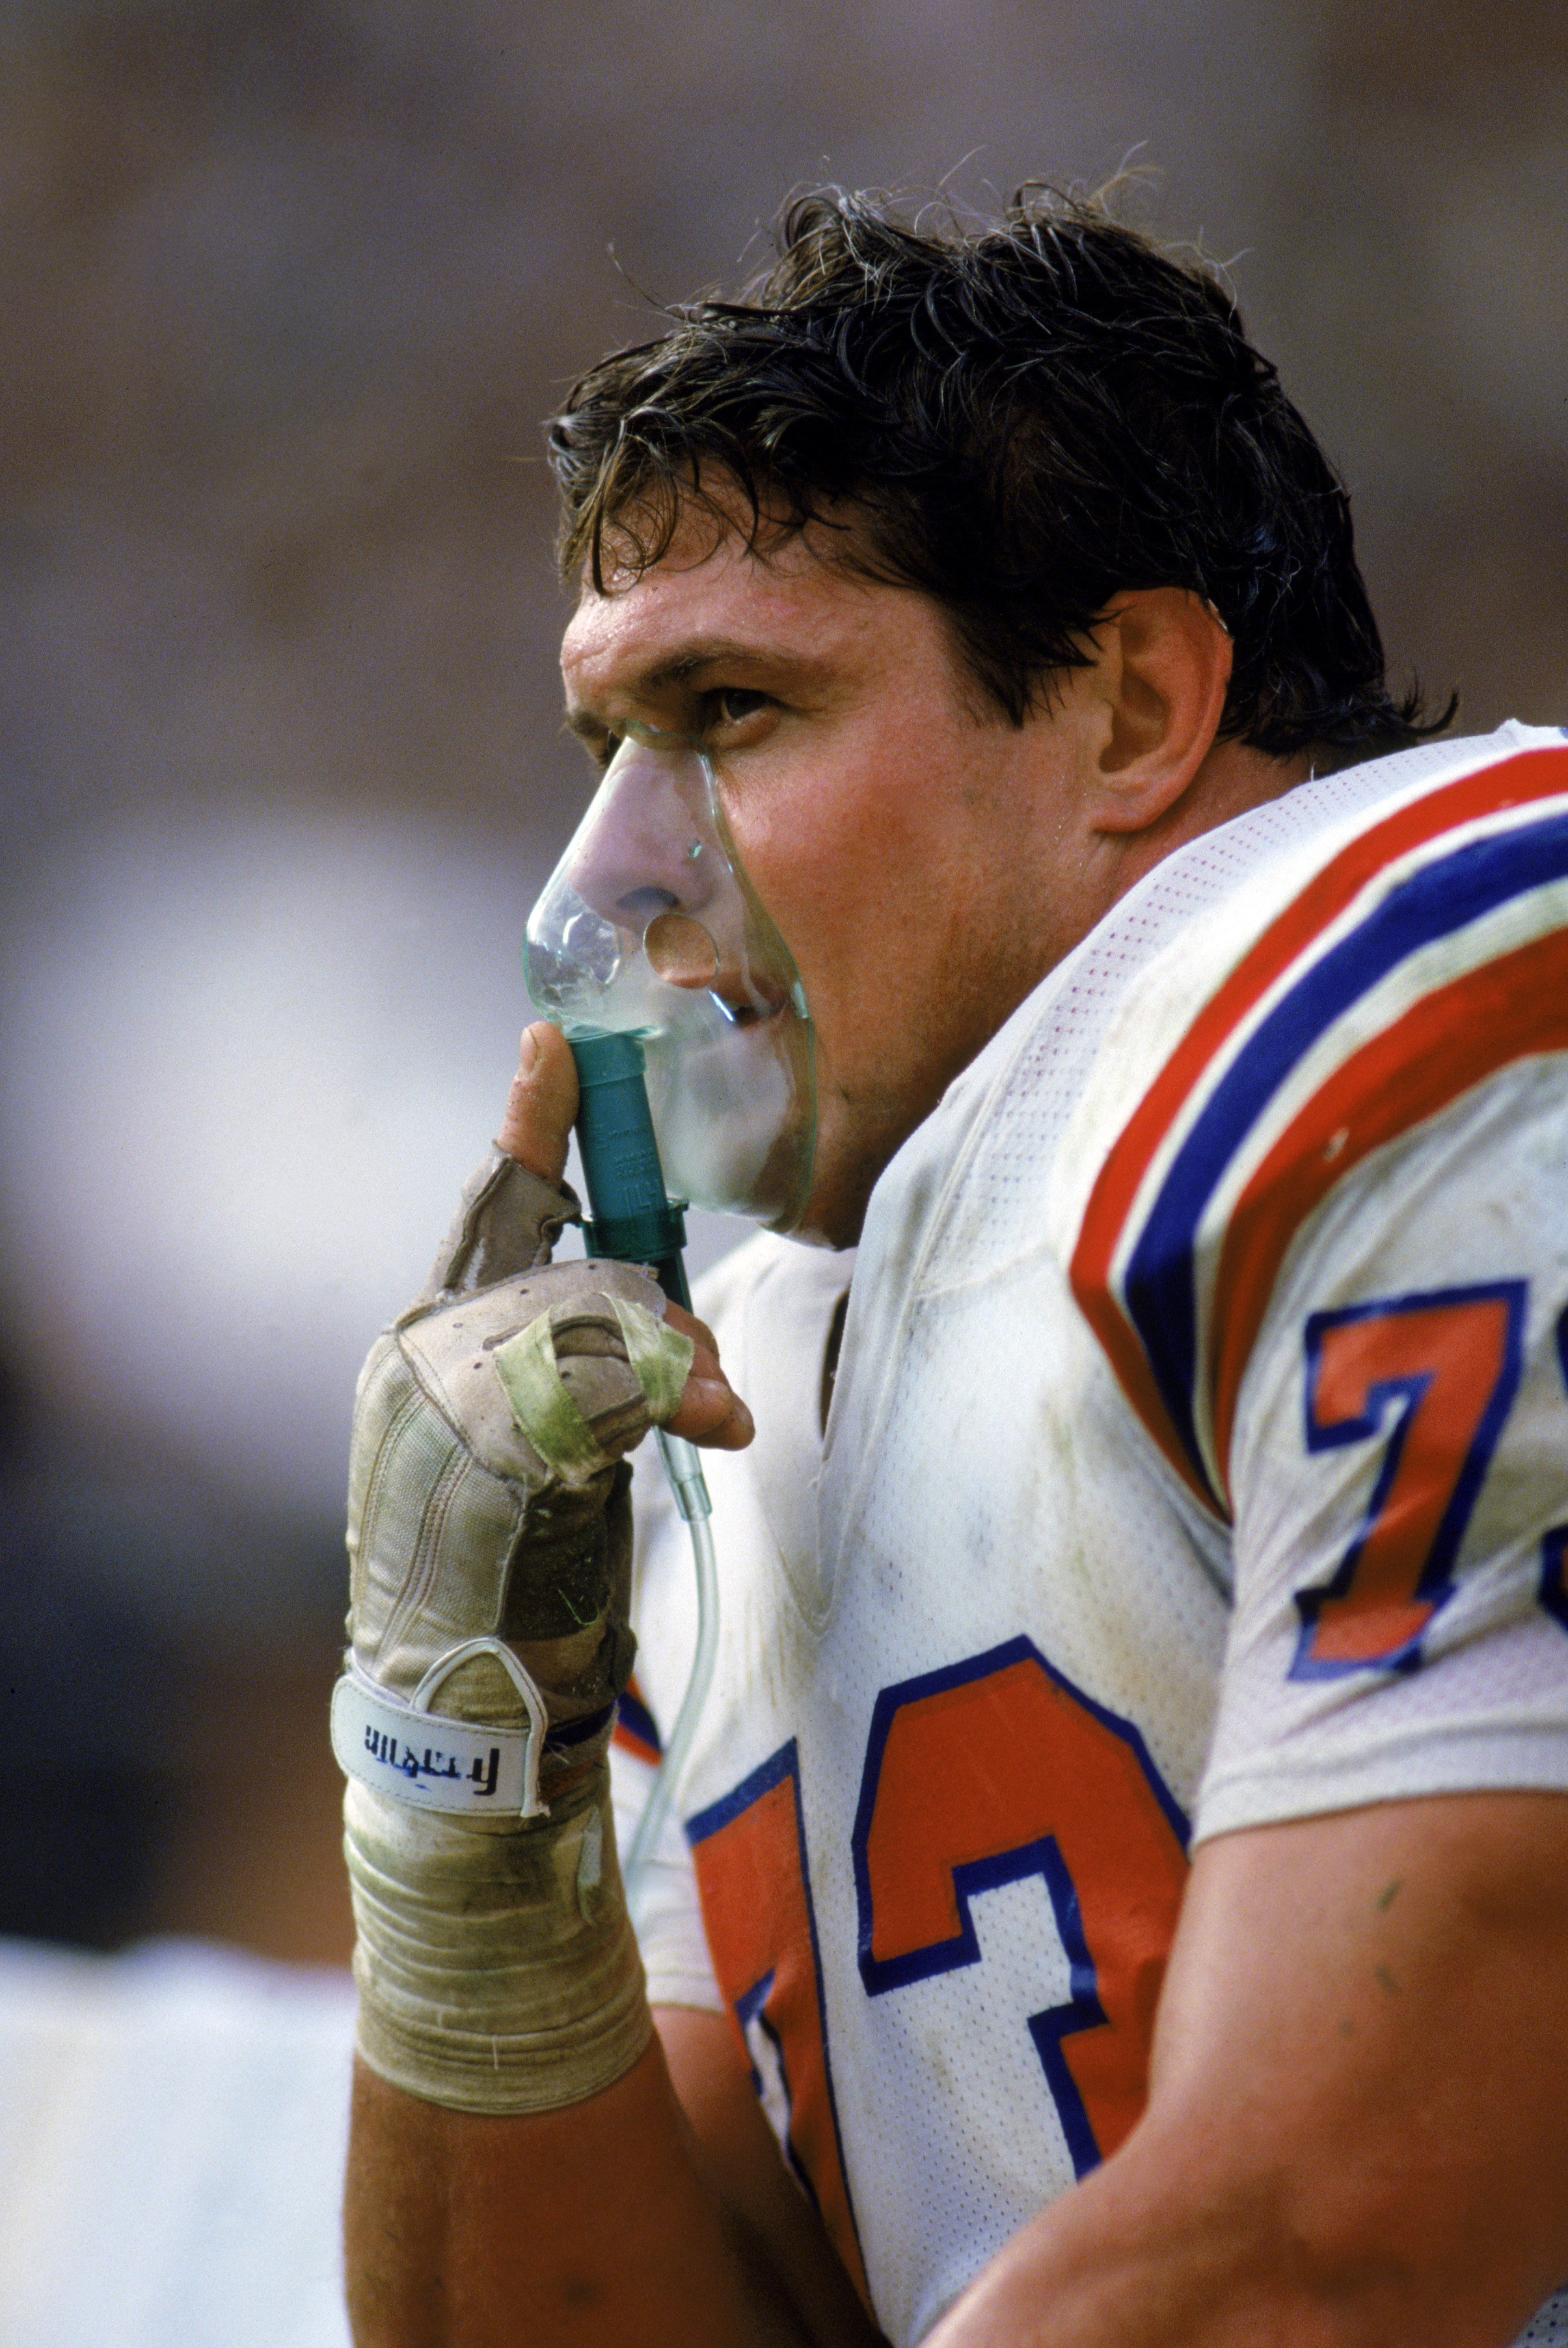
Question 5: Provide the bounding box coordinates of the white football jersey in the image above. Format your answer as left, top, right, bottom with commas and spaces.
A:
612, 723, 1568, 2347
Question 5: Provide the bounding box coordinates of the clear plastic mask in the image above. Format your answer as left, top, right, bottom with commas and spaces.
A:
524, 724, 815, 1231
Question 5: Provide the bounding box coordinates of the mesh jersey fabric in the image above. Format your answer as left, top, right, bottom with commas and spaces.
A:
613, 722, 1568, 2347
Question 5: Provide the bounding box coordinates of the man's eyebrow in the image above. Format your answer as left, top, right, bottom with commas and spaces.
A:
563, 636, 825, 733
646, 636, 775, 682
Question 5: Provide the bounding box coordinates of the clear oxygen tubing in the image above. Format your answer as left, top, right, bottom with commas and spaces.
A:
548, 1030, 723, 1918
621, 1429, 719, 1911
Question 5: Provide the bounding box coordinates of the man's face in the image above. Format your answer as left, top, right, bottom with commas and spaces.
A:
559, 503, 1108, 1247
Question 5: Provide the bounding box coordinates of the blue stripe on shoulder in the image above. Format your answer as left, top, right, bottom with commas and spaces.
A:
1123, 809, 1568, 1476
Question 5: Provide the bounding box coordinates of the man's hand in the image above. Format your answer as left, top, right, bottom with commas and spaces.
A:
498, 1021, 753, 1453
337, 1020, 753, 2118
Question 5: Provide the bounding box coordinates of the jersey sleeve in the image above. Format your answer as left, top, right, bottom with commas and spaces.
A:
1064, 743, 1568, 1842
1196, 1055, 1568, 1839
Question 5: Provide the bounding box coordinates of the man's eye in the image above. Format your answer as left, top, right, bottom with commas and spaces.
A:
707, 688, 770, 729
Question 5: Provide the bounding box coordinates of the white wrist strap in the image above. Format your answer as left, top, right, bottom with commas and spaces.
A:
331, 1641, 549, 1819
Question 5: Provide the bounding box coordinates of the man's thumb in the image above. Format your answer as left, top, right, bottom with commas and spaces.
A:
498, 1022, 579, 1185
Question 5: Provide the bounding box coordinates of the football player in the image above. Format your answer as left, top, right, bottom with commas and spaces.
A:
337, 189, 1568, 2346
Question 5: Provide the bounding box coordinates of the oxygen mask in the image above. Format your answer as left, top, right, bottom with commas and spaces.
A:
524, 723, 815, 1231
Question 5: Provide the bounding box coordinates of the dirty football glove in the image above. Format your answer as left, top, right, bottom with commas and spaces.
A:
334, 1147, 693, 2113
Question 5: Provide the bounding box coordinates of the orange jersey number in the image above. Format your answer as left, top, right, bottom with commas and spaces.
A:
852, 1640, 1189, 2178
687, 1744, 871, 2307
1293, 1283, 1527, 1676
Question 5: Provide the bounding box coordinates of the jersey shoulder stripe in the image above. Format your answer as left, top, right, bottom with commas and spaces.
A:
1070, 745, 1568, 1513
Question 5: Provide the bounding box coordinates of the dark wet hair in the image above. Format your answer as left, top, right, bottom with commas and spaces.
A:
548, 187, 1451, 759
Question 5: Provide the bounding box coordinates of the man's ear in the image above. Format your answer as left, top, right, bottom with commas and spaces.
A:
1083, 589, 1233, 835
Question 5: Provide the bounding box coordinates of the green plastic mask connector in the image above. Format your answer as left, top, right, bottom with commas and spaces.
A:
569, 1031, 692, 1312
525, 727, 815, 1234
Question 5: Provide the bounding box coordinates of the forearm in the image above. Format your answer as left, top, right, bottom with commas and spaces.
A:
341, 1772, 846, 2347
921, 2123, 1389, 2348
923, 2112, 1543, 2348
344, 2040, 812, 2348
338, 1596, 815, 2348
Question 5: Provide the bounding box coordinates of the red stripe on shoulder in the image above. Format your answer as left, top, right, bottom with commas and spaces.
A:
1208, 923, 1568, 1492
1071, 748, 1568, 1500
1076, 748, 1568, 1302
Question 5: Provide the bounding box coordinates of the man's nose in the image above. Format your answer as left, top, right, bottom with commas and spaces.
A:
608, 880, 683, 923
567, 752, 710, 930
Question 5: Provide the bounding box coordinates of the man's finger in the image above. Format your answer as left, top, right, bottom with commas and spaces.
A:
664, 1302, 720, 1356
662, 1305, 751, 1446
658, 1300, 753, 1448
668, 1370, 755, 1450
498, 1023, 580, 1185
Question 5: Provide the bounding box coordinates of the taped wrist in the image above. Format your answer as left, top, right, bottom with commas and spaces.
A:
345, 1763, 651, 2113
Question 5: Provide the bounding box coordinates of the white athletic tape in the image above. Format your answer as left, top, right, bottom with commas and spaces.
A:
610, 1294, 695, 1418
344, 1767, 653, 2113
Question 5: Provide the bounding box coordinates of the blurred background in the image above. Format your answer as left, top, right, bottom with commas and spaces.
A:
1, 0, 1565, 1964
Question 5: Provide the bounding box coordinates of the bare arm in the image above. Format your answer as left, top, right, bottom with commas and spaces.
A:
345, 2021, 881, 2348
925, 1788, 1568, 2347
